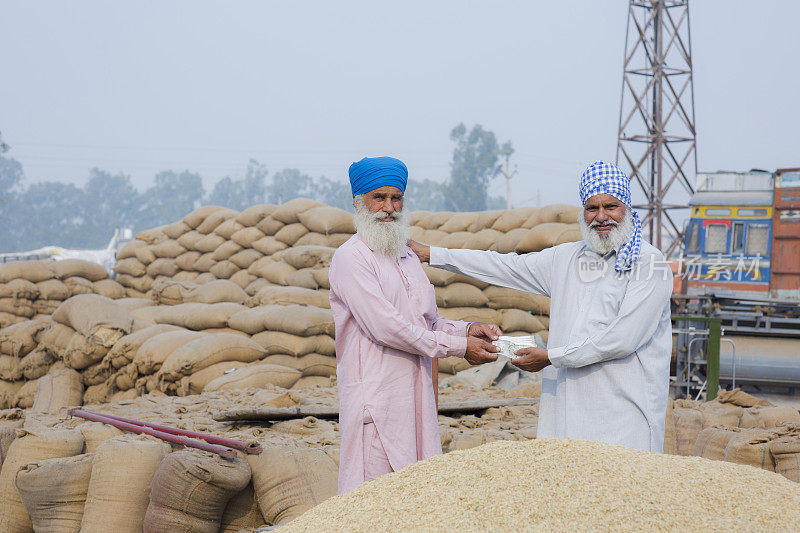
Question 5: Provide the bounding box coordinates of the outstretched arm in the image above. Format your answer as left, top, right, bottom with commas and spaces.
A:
409, 240, 554, 297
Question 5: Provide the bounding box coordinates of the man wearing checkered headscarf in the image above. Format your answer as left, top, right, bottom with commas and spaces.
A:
410, 160, 674, 453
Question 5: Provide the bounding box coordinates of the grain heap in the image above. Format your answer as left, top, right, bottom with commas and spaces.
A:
283, 438, 800, 532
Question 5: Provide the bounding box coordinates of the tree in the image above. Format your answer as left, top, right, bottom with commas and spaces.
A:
2, 181, 84, 251
77, 168, 141, 248
313, 176, 353, 211
138, 170, 204, 229
405, 178, 446, 211
268, 168, 313, 205
441, 123, 503, 211
0, 131, 8, 154
207, 159, 269, 210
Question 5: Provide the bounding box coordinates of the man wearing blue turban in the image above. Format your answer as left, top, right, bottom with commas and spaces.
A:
329, 156, 502, 493
410, 160, 673, 453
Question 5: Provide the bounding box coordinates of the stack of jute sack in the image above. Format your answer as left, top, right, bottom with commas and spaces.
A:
663, 388, 800, 483
0, 259, 125, 329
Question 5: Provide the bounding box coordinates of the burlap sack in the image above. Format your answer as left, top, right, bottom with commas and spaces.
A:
417, 211, 452, 230
154, 302, 246, 330
194, 233, 227, 254
435, 212, 476, 233
229, 227, 266, 249
158, 334, 266, 382
251, 331, 335, 357
177, 230, 204, 250
256, 215, 286, 236
271, 198, 324, 224
136, 226, 169, 245
297, 353, 336, 377
692, 426, 739, 461
143, 449, 251, 533
0, 279, 39, 300
261, 354, 303, 370
0, 355, 22, 381
146, 258, 179, 278
0, 312, 27, 328
461, 228, 502, 250
38, 322, 75, 359
484, 286, 551, 314
135, 243, 158, 264
271, 416, 335, 436
150, 239, 186, 259
283, 269, 317, 290
13, 379, 40, 409
537, 203, 583, 224
491, 207, 538, 232
63, 332, 113, 370
699, 403, 742, 428
312, 268, 330, 290
204, 363, 302, 391
0, 427, 84, 532
118, 239, 145, 260
247, 445, 338, 525
220, 483, 266, 533
251, 235, 288, 255
770, 437, 800, 483
494, 228, 531, 254
282, 245, 335, 270
0, 297, 35, 318
274, 223, 310, 246
663, 398, 677, 454
743, 406, 800, 428
16, 453, 94, 532
0, 260, 55, 283
291, 376, 335, 390
0, 319, 49, 357
63, 276, 95, 296
82, 383, 110, 405
52, 294, 134, 342
184, 205, 227, 229
500, 309, 545, 333
438, 356, 471, 374
724, 429, 778, 471
174, 250, 201, 271
117, 273, 155, 293
229, 270, 256, 290
236, 204, 275, 227
196, 208, 238, 235
0, 410, 24, 463
246, 285, 330, 309
439, 307, 500, 324
228, 305, 335, 336
109, 362, 138, 391
32, 366, 83, 413
229, 249, 263, 270
673, 404, 703, 456
195, 272, 218, 283
162, 220, 190, 239
438, 231, 470, 249
435, 283, 489, 308
177, 361, 251, 396
81, 435, 172, 533
92, 279, 126, 299
190, 253, 216, 273
298, 206, 355, 235
422, 229, 448, 246
515, 223, 581, 253
134, 330, 207, 374
19, 347, 55, 380
53, 259, 108, 282
76, 421, 124, 453
107, 324, 182, 370
209, 260, 239, 280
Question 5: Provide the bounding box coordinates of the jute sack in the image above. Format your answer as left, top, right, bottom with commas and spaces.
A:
220, 483, 266, 533
228, 304, 335, 337
19, 347, 55, 380
214, 219, 245, 242
82, 360, 114, 386
744, 406, 800, 428
251, 235, 288, 255
674, 403, 703, 456
500, 309, 545, 333
298, 353, 336, 377
107, 324, 182, 370
32, 366, 83, 413
82, 383, 111, 405
150, 239, 186, 259
248, 258, 297, 285
52, 259, 108, 282
245, 285, 330, 309
63, 276, 94, 296
183, 205, 227, 229
0, 381, 24, 409
465, 210, 504, 233
204, 363, 302, 391
298, 206, 355, 235
0, 355, 22, 381
0, 427, 84, 533
493, 228, 530, 254
515, 223, 581, 253
421, 265, 458, 287
692, 426, 740, 461
209, 260, 239, 280
129, 305, 164, 325
463, 228, 503, 250
134, 243, 157, 264
270, 198, 324, 224
440, 231, 472, 249
116, 273, 154, 293
77, 421, 124, 453
537, 203, 582, 224
210, 242, 242, 263
247, 445, 338, 525
274, 223, 310, 246
0, 260, 55, 284
312, 267, 330, 290
196, 208, 238, 235
157, 334, 266, 382
291, 376, 335, 390
714, 388, 773, 408
281, 245, 335, 270
146, 258, 179, 278
664, 398, 677, 455
699, 403, 742, 429
416, 211, 452, 230
0, 279, 39, 300
174, 250, 201, 271
93, 279, 127, 299
143, 450, 251, 533
491, 207, 538, 232
0, 319, 49, 357
110, 362, 139, 391
0, 298, 35, 318
16, 453, 94, 532
136, 226, 169, 245
81, 435, 172, 533
39, 322, 76, 358
231, 227, 266, 248
36, 278, 69, 300
438, 212, 478, 233
229, 249, 264, 269
177, 361, 251, 396
256, 215, 285, 236
52, 294, 134, 341
0, 312, 27, 328
194, 233, 227, 254
177, 230, 204, 251
435, 283, 489, 308
236, 203, 275, 227
284, 268, 318, 290
0, 409, 24, 464
230, 270, 257, 290
163, 220, 190, 239
484, 286, 551, 314
438, 356, 471, 374
252, 331, 335, 357
134, 330, 207, 375
439, 307, 500, 324
13, 379, 39, 409
270, 416, 335, 436
117, 239, 145, 259
154, 279, 248, 306
191, 253, 217, 272
724, 429, 778, 471
154, 302, 246, 330
770, 436, 800, 483
261, 354, 303, 370
63, 331, 115, 370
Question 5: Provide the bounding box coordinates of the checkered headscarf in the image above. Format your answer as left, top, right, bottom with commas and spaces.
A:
579, 161, 642, 272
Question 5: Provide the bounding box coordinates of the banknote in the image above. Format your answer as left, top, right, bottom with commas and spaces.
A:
492, 335, 537, 359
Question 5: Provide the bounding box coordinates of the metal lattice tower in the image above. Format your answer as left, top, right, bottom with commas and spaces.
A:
616, 0, 697, 255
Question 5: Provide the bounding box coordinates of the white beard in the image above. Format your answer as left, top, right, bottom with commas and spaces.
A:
578, 208, 635, 256
353, 195, 409, 260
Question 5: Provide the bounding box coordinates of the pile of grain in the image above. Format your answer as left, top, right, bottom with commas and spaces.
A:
283, 438, 800, 532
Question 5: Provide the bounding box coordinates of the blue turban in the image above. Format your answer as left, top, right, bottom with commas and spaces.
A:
579, 161, 642, 272
348, 156, 408, 197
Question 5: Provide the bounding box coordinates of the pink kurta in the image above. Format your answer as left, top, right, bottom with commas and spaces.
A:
329, 233, 468, 494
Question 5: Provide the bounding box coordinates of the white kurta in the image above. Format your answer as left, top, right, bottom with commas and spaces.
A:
430, 240, 673, 452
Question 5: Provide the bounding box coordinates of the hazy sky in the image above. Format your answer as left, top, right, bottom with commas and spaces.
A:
1, 1, 798, 210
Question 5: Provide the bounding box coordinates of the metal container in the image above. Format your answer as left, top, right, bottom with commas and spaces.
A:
719, 335, 800, 385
